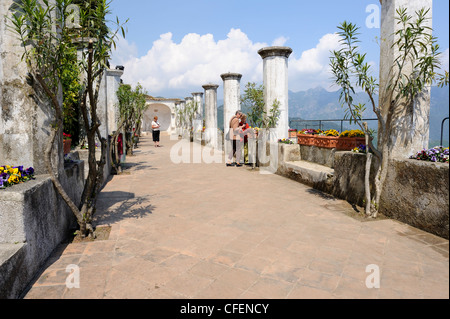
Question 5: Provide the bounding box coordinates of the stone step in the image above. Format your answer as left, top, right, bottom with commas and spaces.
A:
282, 160, 334, 185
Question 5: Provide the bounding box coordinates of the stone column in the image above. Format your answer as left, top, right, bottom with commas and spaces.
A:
105, 68, 125, 163
0, 0, 62, 175
192, 92, 204, 142
179, 100, 188, 140
379, 0, 432, 158
174, 100, 182, 137
221, 73, 242, 158
106, 68, 124, 135
184, 97, 193, 140
202, 84, 219, 149
258, 46, 293, 141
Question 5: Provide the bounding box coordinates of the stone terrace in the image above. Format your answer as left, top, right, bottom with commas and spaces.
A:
23, 134, 449, 299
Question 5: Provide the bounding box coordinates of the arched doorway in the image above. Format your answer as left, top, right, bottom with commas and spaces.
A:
142, 103, 172, 132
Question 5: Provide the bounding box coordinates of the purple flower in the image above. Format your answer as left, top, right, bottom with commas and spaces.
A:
24, 167, 34, 176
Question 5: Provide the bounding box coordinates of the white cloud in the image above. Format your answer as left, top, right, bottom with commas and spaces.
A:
110, 36, 138, 67
111, 28, 267, 97
110, 29, 346, 97
289, 33, 342, 92
272, 36, 289, 47
440, 47, 449, 72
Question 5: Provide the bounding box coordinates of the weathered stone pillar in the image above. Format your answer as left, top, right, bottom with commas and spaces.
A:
379, 0, 432, 158
192, 92, 204, 142
174, 100, 182, 137
106, 68, 124, 135
184, 97, 193, 140
0, 0, 62, 175
221, 73, 242, 158
258, 46, 293, 141
202, 84, 219, 149
179, 99, 189, 140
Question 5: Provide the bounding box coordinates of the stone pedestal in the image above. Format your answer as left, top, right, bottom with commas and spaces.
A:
221, 73, 242, 159
258, 46, 293, 142
202, 84, 219, 149
379, 0, 432, 158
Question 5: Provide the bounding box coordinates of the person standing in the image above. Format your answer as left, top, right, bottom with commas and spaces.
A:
152, 116, 161, 147
226, 110, 243, 167
240, 114, 251, 165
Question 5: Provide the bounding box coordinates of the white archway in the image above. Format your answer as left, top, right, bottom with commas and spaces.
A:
143, 103, 171, 132
142, 97, 180, 134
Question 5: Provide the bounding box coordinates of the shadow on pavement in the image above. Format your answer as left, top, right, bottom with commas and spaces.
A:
94, 191, 155, 225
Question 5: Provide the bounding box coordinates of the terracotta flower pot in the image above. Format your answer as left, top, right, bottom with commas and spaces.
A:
297, 134, 315, 146
288, 131, 297, 138
314, 136, 339, 149
336, 137, 366, 151
63, 139, 72, 155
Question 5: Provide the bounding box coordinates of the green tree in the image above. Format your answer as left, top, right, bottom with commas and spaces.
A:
9, 0, 127, 237
330, 8, 448, 218
241, 82, 281, 129
61, 45, 82, 147
114, 83, 147, 158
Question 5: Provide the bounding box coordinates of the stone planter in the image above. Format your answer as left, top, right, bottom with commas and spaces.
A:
336, 137, 366, 151
314, 136, 339, 149
63, 139, 72, 155
297, 134, 315, 146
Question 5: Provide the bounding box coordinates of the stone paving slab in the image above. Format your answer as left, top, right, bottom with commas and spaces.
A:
23, 134, 449, 299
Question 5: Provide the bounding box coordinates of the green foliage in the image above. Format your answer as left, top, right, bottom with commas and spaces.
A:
330, 7, 447, 158
241, 82, 281, 129
8, 0, 128, 237
116, 82, 147, 154
61, 46, 82, 146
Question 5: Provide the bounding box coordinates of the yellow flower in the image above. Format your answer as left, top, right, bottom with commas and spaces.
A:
8, 175, 19, 184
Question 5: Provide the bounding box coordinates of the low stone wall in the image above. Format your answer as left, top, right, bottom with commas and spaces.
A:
380, 159, 449, 239
276, 144, 449, 239
0, 160, 84, 299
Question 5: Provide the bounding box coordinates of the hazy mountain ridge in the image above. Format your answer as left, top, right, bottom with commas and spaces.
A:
215, 86, 448, 146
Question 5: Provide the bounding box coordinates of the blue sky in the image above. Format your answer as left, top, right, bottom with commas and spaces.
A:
108, 0, 449, 98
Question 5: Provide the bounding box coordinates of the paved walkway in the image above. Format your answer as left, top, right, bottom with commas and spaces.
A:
23, 134, 449, 299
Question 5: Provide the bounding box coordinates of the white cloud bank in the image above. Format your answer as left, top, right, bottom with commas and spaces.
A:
110, 29, 347, 97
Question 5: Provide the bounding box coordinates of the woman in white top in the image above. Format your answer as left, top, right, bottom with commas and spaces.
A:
152, 116, 161, 147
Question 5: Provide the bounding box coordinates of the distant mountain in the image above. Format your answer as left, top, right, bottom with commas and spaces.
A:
216, 86, 448, 147
288, 86, 448, 147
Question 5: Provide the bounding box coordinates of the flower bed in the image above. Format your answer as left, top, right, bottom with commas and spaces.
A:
278, 138, 294, 145
288, 129, 297, 138
297, 129, 366, 150
0, 165, 35, 189
410, 146, 449, 163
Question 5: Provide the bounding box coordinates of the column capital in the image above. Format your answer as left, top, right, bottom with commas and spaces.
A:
106, 68, 124, 77
258, 46, 293, 59
192, 92, 204, 97
220, 72, 242, 81
202, 83, 219, 90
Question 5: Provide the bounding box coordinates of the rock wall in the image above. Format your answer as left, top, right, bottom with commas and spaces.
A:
276, 144, 449, 239
0, 161, 84, 299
